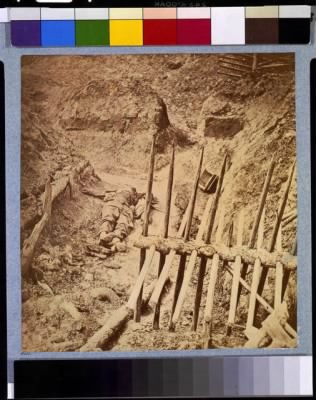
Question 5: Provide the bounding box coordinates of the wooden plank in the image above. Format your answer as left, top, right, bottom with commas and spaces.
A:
169, 149, 204, 330
80, 305, 133, 351
226, 210, 244, 335
148, 205, 189, 308
204, 155, 227, 244
274, 263, 283, 310
168, 255, 187, 331
224, 265, 297, 339
187, 155, 227, 332
184, 147, 204, 241
254, 161, 296, 325
162, 144, 175, 239
134, 135, 156, 322
281, 238, 297, 301
246, 208, 265, 330
246, 258, 263, 330
249, 156, 275, 249
153, 144, 175, 329
236, 157, 274, 306
127, 245, 156, 311
203, 254, 220, 348
274, 227, 283, 309
268, 161, 296, 252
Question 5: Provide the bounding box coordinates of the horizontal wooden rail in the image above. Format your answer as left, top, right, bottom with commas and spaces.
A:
133, 236, 297, 271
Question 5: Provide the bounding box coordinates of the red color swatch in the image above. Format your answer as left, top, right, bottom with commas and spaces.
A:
177, 19, 211, 45
143, 19, 177, 45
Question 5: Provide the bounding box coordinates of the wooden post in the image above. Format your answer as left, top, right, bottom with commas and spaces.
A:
246, 207, 265, 330
274, 228, 283, 309
254, 161, 296, 325
149, 208, 189, 308
184, 147, 204, 242
281, 238, 296, 300
134, 135, 156, 322
127, 245, 156, 311
171, 154, 227, 332
203, 254, 220, 348
268, 161, 296, 253
248, 156, 275, 249
168, 148, 204, 329
226, 210, 244, 335
191, 155, 227, 331
153, 145, 175, 329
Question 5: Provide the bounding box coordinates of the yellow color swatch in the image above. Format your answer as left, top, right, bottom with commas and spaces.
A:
109, 8, 143, 19
110, 20, 143, 46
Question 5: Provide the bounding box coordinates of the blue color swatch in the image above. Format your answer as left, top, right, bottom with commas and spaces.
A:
41, 21, 75, 47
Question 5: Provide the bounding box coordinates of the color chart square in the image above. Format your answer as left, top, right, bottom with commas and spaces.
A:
177, 19, 211, 45
11, 21, 41, 47
143, 20, 176, 45
109, 20, 143, 46
245, 19, 279, 44
76, 20, 109, 46
41, 21, 75, 47
279, 19, 310, 44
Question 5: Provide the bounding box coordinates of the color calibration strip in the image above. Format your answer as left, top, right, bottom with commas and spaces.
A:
7, 6, 312, 47
13, 356, 313, 397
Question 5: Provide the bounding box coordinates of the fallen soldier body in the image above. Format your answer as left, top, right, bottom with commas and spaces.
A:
81, 185, 158, 252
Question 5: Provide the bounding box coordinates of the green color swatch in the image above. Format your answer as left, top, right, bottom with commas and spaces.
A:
75, 20, 109, 46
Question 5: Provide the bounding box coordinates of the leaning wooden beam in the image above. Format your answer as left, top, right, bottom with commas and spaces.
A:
21, 180, 52, 279
236, 156, 275, 307
127, 245, 157, 311
133, 236, 297, 271
171, 155, 227, 331
281, 237, 297, 301
246, 259, 263, 330
81, 275, 172, 352
248, 156, 275, 249
225, 265, 297, 339
274, 228, 283, 309
40, 160, 90, 206
191, 204, 225, 332
246, 207, 265, 330
226, 209, 244, 336
21, 160, 95, 279
153, 145, 175, 329
203, 253, 220, 348
80, 305, 134, 351
148, 207, 189, 308
169, 148, 204, 329
167, 194, 213, 331
254, 161, 296, 324
202, 199, 226, 344
184, 148, 204, 242
268, 161, 296, 253
134, 135, 156, 322
191, 155, 227, 331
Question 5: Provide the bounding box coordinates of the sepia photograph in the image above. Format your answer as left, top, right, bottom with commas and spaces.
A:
21, 53, 297, 352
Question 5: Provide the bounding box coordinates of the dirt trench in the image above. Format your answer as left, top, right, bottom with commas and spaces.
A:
21, 54, 297, 352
